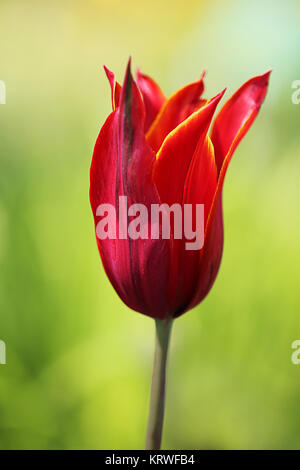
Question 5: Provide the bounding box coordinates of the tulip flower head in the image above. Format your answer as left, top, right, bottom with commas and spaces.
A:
90, 59, 270, 450
90, 59, 270, 319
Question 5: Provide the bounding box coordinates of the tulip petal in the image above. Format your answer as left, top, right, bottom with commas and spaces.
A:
91, 60, 170, 318
168, 137, 218, 314
152, 89, 224, 316
181, 196, 224, 315
146, 73, 206, 152
211, 71, 271, 174
153, 90, 225, 207
184, 72, 271, 314
183, 136, 217, 228
104, 65, 121, 110
136, 69, 166, 133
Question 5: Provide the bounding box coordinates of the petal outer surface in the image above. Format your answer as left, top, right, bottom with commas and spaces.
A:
136, 69, 166, 133
91, 61, 170, 318
211, 71, 271, 175
146, 74, 206, 153
184, 72, 271, 314
104, 65, 122, 109
169, 136, 218, 315
153, 90, 225, 208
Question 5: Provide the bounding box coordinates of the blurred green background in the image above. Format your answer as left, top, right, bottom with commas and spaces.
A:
0, 0, 300, 450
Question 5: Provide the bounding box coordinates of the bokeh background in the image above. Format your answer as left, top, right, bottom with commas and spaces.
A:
0, 0, 300, 450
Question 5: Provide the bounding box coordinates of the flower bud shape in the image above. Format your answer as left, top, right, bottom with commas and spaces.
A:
90, 59, 270, 319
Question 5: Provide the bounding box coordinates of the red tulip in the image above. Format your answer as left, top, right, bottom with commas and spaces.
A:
90, 59, 270, 320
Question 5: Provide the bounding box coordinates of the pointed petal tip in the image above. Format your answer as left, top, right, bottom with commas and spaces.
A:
119, 56, 144, 120
208, 88, 226, 107
123, 57, 133, 84
120, 59, 134, 101
103, 64, 112, 78
218, 88, 227, 99
135, 67, 149, 82
264, 70, 272, 86
135, 67, 146, 83
257, 69, 272, 85
245, 70, 271, 94
126, 56, 132, 71
248, 70, 271, 107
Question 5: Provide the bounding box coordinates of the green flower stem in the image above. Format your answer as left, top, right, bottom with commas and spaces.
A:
145, 317, 173, 450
